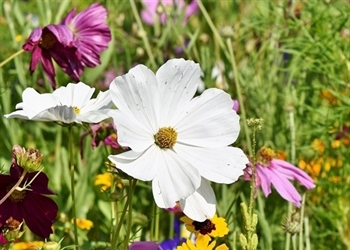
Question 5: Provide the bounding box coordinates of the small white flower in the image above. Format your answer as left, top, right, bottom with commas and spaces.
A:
5, 82, 112, 124
108, 59, 248, 221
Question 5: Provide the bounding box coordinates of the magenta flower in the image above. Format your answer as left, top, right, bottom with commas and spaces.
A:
22, 25, 83, 89
129, 241, 158, 250
232, 99, 239, 112
23, 3, 111, 88
141, 0, 198, 25
245, 147, 315, 207
0, 163, 58, 238
61, 3, 112, 67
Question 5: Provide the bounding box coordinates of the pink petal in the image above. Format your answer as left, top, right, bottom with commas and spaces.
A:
272, 159, 315, 189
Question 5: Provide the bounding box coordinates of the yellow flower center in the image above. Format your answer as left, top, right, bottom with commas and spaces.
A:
40, 31, 57, 50
73, 106, 81, 114
7, 184, 26, 202
257, 147, 275, 166
154, 127, 177, 149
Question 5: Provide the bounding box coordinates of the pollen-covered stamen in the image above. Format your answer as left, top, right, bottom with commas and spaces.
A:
192, 219, 216, 235
73, 106, 80, 114
258, 147, 276, 166
154, 127, 177, 149
7, 184, 26, 202
39, 31, 57, 50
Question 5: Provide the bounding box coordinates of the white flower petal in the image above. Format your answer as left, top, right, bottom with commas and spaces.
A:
156, 59, 202, 125
53, 82, 95, 107
110, 65, 160, 134
152, 149, 201, 208
18, 88, 58, 119
81, 89, 112, 113
108, 145, 159, 181
108, 110, 153, 151
180, 178, 216, 222
77, 110, 111, 123
4, 110, 29, 119
174, 144, 248, 183
175, 88, 240, 147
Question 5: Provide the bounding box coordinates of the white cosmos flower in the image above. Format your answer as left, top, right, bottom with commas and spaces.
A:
108, 59, 249, 221
4, 82, 112, 124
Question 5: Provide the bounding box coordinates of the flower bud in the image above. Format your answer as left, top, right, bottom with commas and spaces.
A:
282, 217, 300, 235
42, 241, 60, 250
12, 145, 43, 172
239, 233, 248, 249
3, 217, 24, 242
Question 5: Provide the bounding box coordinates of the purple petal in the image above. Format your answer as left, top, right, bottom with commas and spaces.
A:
268, 166, 302, 207
40, 51, 56, 88
45, 24, 75, 47
129, 241, 158, 250
60, 7, 76, 25
185, 0, 199, 19
256, 165, 273, 197
22, 27, 42, 51
64, 3, 111, 67
272, 159, 315, 189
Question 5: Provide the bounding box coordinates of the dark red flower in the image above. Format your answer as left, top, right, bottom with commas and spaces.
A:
0, 164, 58, 238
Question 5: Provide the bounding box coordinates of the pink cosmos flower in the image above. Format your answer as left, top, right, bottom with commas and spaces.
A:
61, 3, 112, 67
141, 0, 198, 25
22, 25, 83, 89
245, 147, 315, 207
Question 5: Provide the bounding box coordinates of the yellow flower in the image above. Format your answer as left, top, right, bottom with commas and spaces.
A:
15, 35, 22, 42
311, 139, 325, 154
94, 173, 112, 191
177, 235, 228, 250
181, 214, 229, 238
13, 241, 44, 250
73, 218, 94, 230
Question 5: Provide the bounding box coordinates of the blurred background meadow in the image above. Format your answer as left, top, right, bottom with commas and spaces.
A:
0, 0, 349, 249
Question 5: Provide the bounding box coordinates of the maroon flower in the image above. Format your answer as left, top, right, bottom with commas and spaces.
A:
0, 164, 58, 238
61, 3, 112, 67
22, 25, 83, 89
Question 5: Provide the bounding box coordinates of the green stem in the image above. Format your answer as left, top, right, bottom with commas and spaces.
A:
0, 49, 24, 68
298, 193, 306, 250
154, 206, 160, 242
227, 38, 252, 156
129, 0, 157, 69
124, 179, 137, 249
111, 178, 136, 249
0, 170, 27, 205
68, 126, 79, 249
286, 104, 296, 250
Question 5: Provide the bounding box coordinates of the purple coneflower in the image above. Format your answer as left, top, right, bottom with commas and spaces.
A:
245, 147, 315, 207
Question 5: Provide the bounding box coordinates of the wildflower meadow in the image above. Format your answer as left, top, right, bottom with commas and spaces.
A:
0, 0, 349, 250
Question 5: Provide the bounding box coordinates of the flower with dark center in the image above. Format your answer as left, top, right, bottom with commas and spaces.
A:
23, 25, 83, 89
0, 163, 58, 238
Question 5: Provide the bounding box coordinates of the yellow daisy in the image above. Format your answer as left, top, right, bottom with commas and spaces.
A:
13, 241, 44, 250
73, 218, 94, 230
177, 235, 228, 250
181, 214, 229, 238
94, 173, 112, 191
